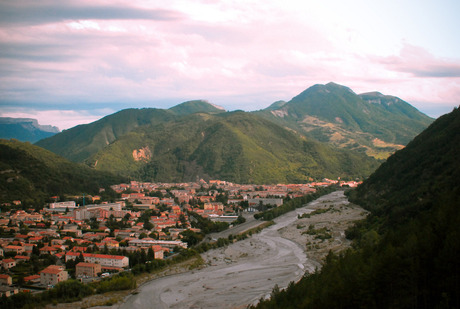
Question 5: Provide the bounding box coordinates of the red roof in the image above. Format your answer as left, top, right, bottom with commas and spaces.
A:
66, 252, 126, 260
40, 268, 62, 274
76, 262, 100, 268
24, 275, 40, 282
40, 265, 65, 274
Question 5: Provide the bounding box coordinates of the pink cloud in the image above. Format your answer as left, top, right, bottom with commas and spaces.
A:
375, 44, 460, 78
0, 0, 459, 124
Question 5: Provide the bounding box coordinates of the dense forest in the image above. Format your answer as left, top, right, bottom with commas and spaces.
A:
0, 139, 125, 206
85, 111, 379, 183
252, 107, 460, 309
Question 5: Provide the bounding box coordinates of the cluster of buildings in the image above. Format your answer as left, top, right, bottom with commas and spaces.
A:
0, 178, 355, 297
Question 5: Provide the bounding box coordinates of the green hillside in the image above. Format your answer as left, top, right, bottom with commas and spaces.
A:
256, 82, 433, 159
34, 83, 431, 183
36, 101, 228, 163
264, 100, 287, 111
359, 91, 432, 121
0, 139, 125, 205
169, 100, 226, 115
252, 107, 460, 309
88, 112, 379, 183
36, 108, 175, 162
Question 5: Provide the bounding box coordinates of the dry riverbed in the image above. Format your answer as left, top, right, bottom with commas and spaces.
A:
278, 190, 368, 265
48, 190, 367, 309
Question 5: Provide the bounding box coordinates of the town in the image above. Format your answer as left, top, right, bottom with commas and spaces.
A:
0, 178, 359, 298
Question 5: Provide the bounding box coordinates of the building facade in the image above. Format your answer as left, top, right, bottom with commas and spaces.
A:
66, 252, 129, 268
39, 265, 68, 286
76, 262, 102, 277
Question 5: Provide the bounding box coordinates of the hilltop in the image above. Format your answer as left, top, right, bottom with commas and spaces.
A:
256, 82, 433, 159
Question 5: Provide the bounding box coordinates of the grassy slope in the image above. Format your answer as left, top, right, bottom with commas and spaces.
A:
0, 139, 124, 204
256, 83, 433, 159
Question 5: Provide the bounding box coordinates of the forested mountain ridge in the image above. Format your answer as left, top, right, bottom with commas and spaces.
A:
349, 106, 460, 221
34, 83, 433, 183
36, 108, 175, 162
35, 100, 227, 163
0, 139, 125, 205
256, 82, 433, 159
87, 111, 379, 184
252, 107, 460, 309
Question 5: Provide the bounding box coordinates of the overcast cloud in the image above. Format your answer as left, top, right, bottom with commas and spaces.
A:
1, 0, 459, 130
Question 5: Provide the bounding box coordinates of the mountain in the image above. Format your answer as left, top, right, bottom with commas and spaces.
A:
264, 100, 287, 111
35, 83, 431, 183
0, 139, 125, 205
36, 101, 227, 163
87, 112, 379, 183
36, 108, 175, 162
253, 107, 460, 309
358, 91, 432, 121
349, 105, 460, 220
256, 82, 433, 159
0, 117, 60, 143
169, 100, 226, 115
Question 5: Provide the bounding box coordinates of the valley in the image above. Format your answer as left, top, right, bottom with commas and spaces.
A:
114, 190, 364, 309
0, 85, 456, 309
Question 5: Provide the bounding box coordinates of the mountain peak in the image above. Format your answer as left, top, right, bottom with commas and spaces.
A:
169, 100, 226, 116
265, 100, 287, 111
324, 82, 356, 94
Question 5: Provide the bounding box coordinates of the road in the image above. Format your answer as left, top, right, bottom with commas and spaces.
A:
206, 212, 265, 240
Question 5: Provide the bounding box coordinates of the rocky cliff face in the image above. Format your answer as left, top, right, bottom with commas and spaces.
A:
132, 146, 152, 162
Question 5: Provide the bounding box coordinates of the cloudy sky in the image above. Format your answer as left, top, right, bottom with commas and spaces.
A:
1, 0, 459, 130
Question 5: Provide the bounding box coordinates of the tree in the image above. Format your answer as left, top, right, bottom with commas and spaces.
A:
32, 245, 40, 256
144, 222, 154, 231
147, 247, 155, 260
89, 217, 99, 230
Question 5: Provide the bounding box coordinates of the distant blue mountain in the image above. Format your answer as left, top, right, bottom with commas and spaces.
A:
0, 117, 60, 143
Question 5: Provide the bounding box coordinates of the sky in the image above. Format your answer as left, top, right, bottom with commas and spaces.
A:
1, 0, 459, 130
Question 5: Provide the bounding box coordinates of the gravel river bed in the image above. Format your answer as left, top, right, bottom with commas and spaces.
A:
116, 190, 366, 309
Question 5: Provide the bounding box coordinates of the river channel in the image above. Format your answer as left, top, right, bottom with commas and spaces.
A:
120, 192, 347, 309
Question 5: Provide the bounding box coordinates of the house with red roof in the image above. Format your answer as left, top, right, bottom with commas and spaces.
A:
24, 274, 40, 284
39, 265, 68, 286
65, 252, 129, 268
75, 262, 101, 278
0, 274, 12, 285
2, 259, 16, 270
14, 255, 30, 262
4, 245, 24, 255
